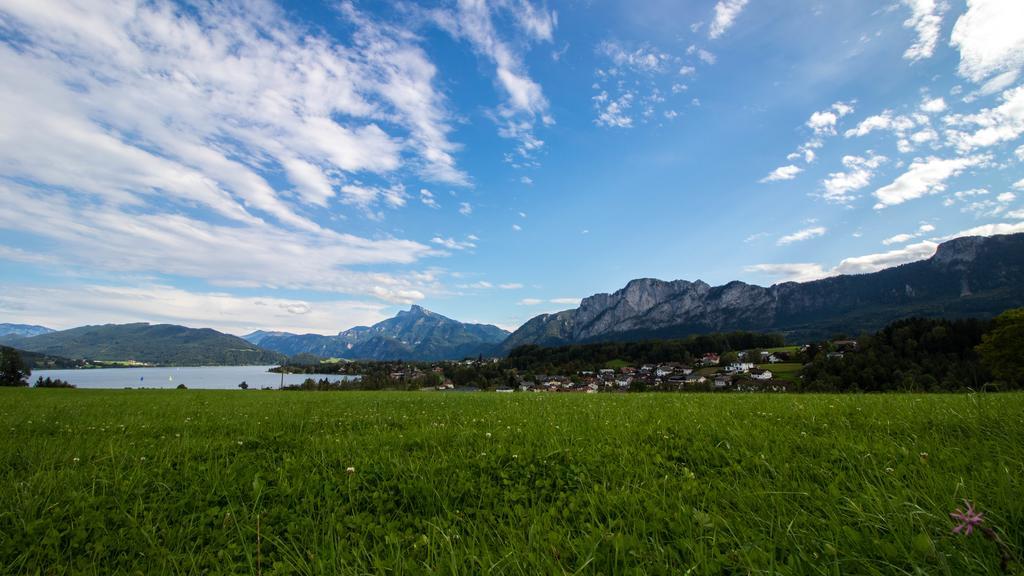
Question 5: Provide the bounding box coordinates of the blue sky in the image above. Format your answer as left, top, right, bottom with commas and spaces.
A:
1, 0, 1022, 334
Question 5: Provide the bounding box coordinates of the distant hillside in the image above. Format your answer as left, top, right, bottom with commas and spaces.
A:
241, 330, 296, 345
1, 345, 80, 370
258, 305, 510, 361
0, 323, 54, 342
6, 323, 287, 366
503, 233, 1024, 348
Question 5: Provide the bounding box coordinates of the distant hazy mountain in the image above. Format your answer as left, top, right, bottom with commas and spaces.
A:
258, 305, 510, 360
0, 323, 54, 342
5, 323, 287, 366
503, 233, 1024, 348
241, 330, 296, 345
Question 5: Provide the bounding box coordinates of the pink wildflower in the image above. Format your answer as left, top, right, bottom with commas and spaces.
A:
950, 500, 984, 536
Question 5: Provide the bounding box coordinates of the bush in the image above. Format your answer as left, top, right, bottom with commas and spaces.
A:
33, 377, 75, 389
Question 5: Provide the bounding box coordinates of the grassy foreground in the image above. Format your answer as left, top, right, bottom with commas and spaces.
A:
1, 390, 1022, 575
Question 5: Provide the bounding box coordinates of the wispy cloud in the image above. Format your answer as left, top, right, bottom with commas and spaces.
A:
760, 165, 803, 183
709, 0, 749, 39
901, 0, 947, 61
777, 226, 827, 246
747, 241, 940, 283
950, 0, 1024, 83
873, 155, 990, 209
0, 283, 390, 336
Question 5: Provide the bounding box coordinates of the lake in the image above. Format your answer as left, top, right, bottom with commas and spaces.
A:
29, 366, 358, 390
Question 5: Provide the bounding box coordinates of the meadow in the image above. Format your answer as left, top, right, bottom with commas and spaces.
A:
1, 390, 1021, 575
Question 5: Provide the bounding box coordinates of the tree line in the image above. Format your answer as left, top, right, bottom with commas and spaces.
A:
799, 310, 1023, 391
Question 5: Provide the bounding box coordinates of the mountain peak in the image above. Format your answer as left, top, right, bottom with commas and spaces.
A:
401, 304, 434, 317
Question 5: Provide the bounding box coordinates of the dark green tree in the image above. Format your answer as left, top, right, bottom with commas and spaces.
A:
976, 308, 1024, 389
0, 346, 30, 387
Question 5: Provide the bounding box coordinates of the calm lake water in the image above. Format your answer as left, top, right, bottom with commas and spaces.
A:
30, 366, 357, 390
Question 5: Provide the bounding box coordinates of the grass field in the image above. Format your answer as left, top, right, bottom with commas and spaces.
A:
1, 390, 1021, 575
757, 363, 804, 383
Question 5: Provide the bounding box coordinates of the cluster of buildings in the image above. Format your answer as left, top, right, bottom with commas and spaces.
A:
514, 351, 791, 393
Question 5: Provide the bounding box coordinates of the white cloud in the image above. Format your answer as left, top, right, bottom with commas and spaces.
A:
686, 44, 717, 65
549, 297, 582, 306
883, 233, 916, 245
434, 0, 553, 160
910, 128, 939, 144
1006, 209, 1024, 219
594, 90, 635, 128
520, 176, 534, 185
901, 0, 947, 61
431, 236, 476, 251
420, 189, 440, 209
459, 202, 473, 215
744, 263, 831, 283
1014, 178, 1024, 189
0, 283, 391, 336
832, 102, 856, 118
499, 283, 524, 290
844, 111, 916, 138
0, 182, 438, 302
950, 0, 1024, 83
805, 101, 856, 136
509, 0, 558, 42
760, 164, 803, 183
997, 192, 1017, 202
747, 241, 939, 283
339, 184, 407, 211
281, 158, 335, 207
598, 41, 669, 73
821, 154, 888, 204
517, 297, 580, 307
592, 40, 695, 127
943, 85, 1024, 152
512, 224, 522, 231
0, 0, 485, 310
949, 220, 1024, 237
833, 241, 938, 274
920, 96, 947, 113
873, 155, 989, 209
883, 222, 937, 245
807, 111, 839, 135
777, 226, 827, 246
709, 0, 749, 40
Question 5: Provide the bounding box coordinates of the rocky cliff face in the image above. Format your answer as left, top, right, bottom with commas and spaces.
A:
503, 233, 1024, 348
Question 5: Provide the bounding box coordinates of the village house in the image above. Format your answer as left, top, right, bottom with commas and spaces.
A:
726, 362, 754, 373
700, 353, 720, 366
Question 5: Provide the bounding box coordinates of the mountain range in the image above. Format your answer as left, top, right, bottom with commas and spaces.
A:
250, 305, 510, 361
4, 323, 287, 366
501, 233, 1024, 348
0, 323, 54, 341
4, 233, 1023, 363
